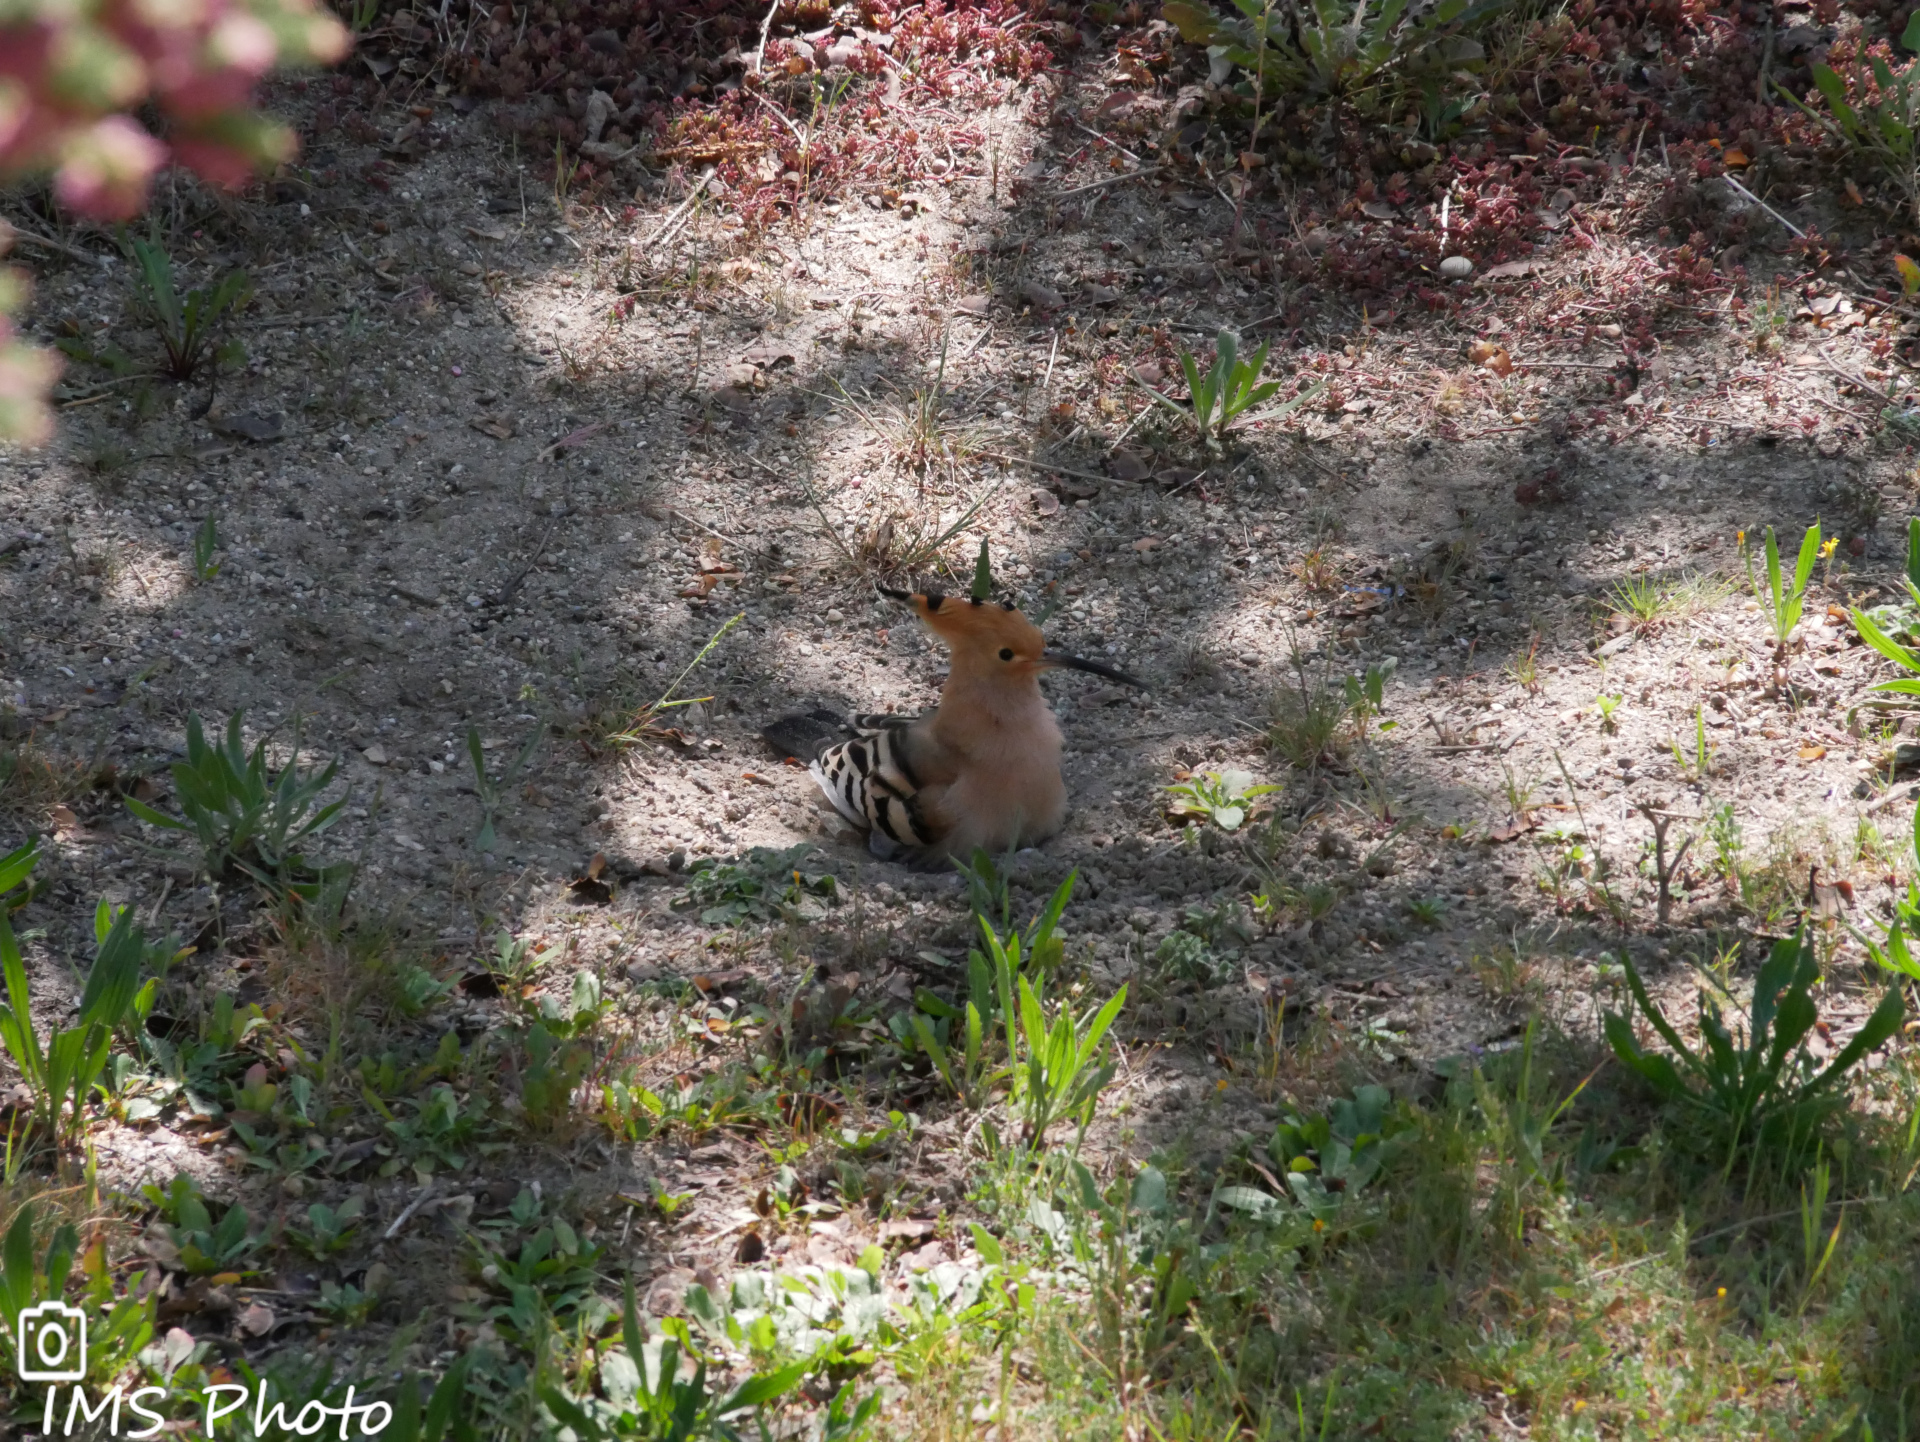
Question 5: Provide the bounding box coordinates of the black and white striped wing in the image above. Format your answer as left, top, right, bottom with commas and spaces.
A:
808, 715, 936, 849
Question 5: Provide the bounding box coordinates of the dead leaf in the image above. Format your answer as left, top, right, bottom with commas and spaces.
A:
1360, 200, 1397, 220
48, 804, 78, 836
1798, 744, 1827, 761
239, 1301, 275, 1336
1485, 815, 1540, 843
1022, 280, 1065, 310
1482, 259, 1544, 280
569, 852, 613, 903
779, 1092, 842, 1128
1130, 362, 1165, 387
1806, 864, 1850, 919
954, 294, 991, 316
1723, 148, 1750, 168
538, 421, 609, 462
879, 1217, 937, 1242
1468, 340, 1514, 376
1031, 488, 1061, 516
1809, 294, 1841, 317
1109, 450, 1150, 481
469, 416, 514, 440
736, 1230, 766, 1263
464, 223, 510, 242
680, 575, 718, 598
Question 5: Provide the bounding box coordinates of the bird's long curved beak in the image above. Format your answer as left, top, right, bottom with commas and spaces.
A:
1040, 650, 1146, 687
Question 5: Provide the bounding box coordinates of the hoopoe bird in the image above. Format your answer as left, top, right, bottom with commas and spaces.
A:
797, 585, 1144, 864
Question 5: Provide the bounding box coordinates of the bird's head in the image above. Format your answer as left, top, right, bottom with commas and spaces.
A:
878, 585, 1145, 687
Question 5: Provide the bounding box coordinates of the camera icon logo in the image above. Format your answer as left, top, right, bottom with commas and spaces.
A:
16, 1301, 87, 1383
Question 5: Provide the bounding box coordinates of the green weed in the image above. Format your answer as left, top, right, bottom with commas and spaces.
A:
466, 720, 542, 853
1605, 928, 1903, 1175
1164, 768, 1279, 832
0, 845, 151, 1144
126, 711, 347, 894
191, 514, 221, 582
1141, 327, 1323, 451
127, 235, 251, 381
1743, 522, 1820, 662
679, 845, 839, 927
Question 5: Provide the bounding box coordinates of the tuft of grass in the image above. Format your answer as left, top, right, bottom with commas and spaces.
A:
1267, 652, 1351, 771
1607, 568, 1729, 636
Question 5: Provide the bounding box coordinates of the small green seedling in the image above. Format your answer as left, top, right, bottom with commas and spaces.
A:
286, 1195, 366, 1258
1163, 768, 1279, 832
315, 1279, 378, 1325
466, 721, 543, 853
1744, 522, 1820, 660
1344, 659, 1397, 738
970, 536, 993, 601
1671, 705, 1715, 780
1595, 694, 1622, 732
1144, 327, 1325, 450
191, 515, 221, 581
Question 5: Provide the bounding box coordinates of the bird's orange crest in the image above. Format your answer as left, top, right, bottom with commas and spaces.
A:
883, 586, 1047, 659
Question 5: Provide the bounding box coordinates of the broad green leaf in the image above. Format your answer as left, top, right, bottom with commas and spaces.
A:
1161, 1, 1221, 44
718, 1358, 809, 1413
0, 841, 38, 899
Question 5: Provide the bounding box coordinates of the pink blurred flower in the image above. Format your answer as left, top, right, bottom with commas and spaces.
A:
54, 114, 165, 219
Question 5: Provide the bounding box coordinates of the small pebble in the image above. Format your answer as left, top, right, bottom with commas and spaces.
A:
1439, 256, 1473, 279
363, 745, 388, 766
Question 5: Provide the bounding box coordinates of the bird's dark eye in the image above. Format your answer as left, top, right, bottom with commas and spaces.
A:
999, 647, 1015, 661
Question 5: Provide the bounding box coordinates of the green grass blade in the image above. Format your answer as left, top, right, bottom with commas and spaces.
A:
1792, 521, 1821, 594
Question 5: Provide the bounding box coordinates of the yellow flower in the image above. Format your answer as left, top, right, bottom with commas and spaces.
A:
1736, 529, 1747, 547
1821, 537, 1839, 559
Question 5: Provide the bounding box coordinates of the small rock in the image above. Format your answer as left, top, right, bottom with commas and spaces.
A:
1109, 450, 1150, 481
1032, 488, 1061, 516
362, 745, 388, 766
954, 294, 991, 316
1439, 256, 1474, 279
